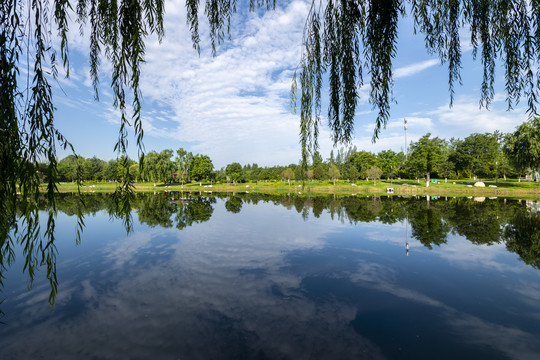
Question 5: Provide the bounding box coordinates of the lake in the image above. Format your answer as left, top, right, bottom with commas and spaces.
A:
1, 193, 540, 359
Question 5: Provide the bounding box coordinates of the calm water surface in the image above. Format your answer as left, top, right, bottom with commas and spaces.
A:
1, 193, 540, 359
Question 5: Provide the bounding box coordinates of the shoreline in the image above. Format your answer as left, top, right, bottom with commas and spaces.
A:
50, 180, 540, 199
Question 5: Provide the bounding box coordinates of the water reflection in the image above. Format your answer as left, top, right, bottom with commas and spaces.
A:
1, 193, 540, 359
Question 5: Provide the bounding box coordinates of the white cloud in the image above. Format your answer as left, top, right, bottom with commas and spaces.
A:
394, 59, 440, 79
133, 0, 309, 167
427, 96, 526, 139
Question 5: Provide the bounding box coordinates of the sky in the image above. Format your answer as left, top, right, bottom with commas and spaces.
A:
50, 0, 529, 168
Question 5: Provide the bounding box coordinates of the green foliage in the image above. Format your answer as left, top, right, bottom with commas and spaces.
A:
328, 164, 340, 184
450, 133, 499, 178
407, 134, 446, 181
142, 150, 174, 183
366, 165, 383, 185
376, 150, 400, 178
313, 164, 327, 180
175, 148, 193, 184
347, 151, 376, 179
293, 0, 540, 169
504, 117, 540, 173
281, 168, 294, 181
342, 163, 360, 181
190, 154, 214, 181
226, 162, 243, 183
504, 211, 540, 269
225, 196, 243, 213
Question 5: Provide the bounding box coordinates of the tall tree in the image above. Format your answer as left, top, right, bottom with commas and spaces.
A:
226, 162, 243, 184
143, 150, 174, 185
450, 133, 499, 178
328, 164, 340, 185
503, 118, 540, 177
376, 150, 400, 178
347, 151, 376, 179
190, 154, 214, 182
175, 148, 194, 185
408, 134, 446, 185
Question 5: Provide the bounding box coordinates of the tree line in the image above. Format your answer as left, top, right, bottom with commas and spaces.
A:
47, 118, 540, 184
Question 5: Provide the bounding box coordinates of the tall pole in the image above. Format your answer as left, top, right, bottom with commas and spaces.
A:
404, 118, 408, 160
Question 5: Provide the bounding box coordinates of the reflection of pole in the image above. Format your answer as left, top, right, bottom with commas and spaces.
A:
404, 118, 408, 160
406, 215, 409, 257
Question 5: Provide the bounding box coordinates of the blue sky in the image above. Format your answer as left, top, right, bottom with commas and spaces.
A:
51, 0, 528, 168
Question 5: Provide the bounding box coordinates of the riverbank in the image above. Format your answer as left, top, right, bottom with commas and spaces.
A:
52, 178, 540, 199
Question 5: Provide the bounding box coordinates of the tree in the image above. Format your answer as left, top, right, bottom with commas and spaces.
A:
376, 150, 400, 179
450, 133, 499, 179
225, 162, 243, 184
175, 148, 194, 185
408, 134, 446, 185
84, 156, 106, 181
281, 168, 294, 184
313, 164, 327, 180
58, 155, 83, 182
347, 151, 376, 179
190, 154, 214, 182
142, 150, 174, 185
103, 159, 119, 181
328, 164, 340, 185
312, 151, 324, 167
503, 118, 540, 177
342, 164, 359, 181
366, 166, 383, 185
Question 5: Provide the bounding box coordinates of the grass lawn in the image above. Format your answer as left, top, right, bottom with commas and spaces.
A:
52, 177, 540, 199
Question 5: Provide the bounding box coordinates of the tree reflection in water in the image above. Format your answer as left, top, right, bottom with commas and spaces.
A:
1, 193, 540, 312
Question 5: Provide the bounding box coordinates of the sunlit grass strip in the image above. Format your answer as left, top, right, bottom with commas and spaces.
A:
49, 178, 540, 199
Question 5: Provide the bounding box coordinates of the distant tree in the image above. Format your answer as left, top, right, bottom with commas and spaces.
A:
281, 168, 294, 184
306, 169, 314, 182
226, 162, 243, 184
129, 164, 140, 182
342, 163, 359, 181
366, 166, 383, 185
190, 155, 214, 182
408, 134, 446, 185
293, 165, 303, 180
103, 159, 119, 181
376, 150, 400, 178
312, 151, 324, 167
313, 164, 327, 180
58, 155, 83, 182
83, 156, 106, 181
143, 150, 174, 185
503, 118, 540, 178
116, 156, 135, 182
450, 133, 499, 179
347, 151, 376, 179
175, 148, 194, 185
328, 164, 340, 185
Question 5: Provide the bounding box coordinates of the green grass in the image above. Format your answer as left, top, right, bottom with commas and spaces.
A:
52, 177, 540, 199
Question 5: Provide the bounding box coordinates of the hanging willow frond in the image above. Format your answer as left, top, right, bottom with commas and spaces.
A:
293, 0, 540, 171
0, 0, 165, 306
